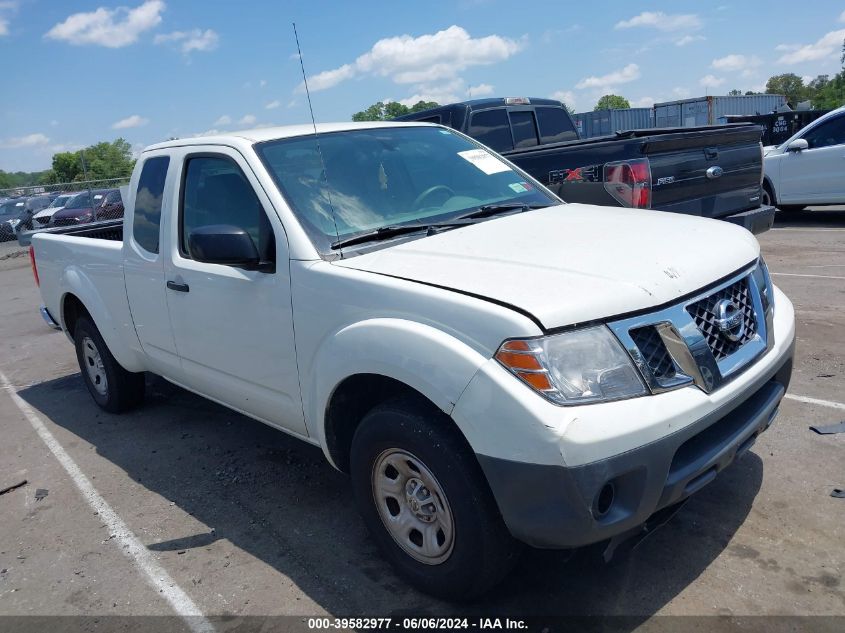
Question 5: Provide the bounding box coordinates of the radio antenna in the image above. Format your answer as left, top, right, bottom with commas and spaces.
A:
292, 22, 341, 252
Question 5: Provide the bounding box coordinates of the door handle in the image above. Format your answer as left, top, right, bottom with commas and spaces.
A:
166, 280, 189, 293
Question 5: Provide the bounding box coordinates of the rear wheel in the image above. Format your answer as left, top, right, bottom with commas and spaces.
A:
74, 316, 145, 413
761, 182, 774, 207
349, 396, 521, 599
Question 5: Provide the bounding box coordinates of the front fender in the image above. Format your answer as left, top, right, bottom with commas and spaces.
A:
60, 264, 145, 373
305, 318, 489, 464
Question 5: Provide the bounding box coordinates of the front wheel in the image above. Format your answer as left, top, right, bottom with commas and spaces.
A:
349, 396, 521, 599
74, 315, 145, 413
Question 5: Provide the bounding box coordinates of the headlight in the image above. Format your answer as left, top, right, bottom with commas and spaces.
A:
752, 257, 774, 315
8, 218, 20, 228
495, 325, 647, 405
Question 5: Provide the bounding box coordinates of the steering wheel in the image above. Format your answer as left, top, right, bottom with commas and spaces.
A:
412, 185, 456, 210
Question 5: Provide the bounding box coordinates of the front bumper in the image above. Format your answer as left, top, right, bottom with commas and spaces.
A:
476, 346, 792, 548
723, 204, 776, 235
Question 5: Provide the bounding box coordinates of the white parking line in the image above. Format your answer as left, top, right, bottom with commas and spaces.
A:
0, 371, 215, 633
785, 394, 845, 411
771, 272, 845, 281
770, 228, 845, 232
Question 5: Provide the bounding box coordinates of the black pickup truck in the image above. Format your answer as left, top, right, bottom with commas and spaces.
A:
397, 97, 774, 234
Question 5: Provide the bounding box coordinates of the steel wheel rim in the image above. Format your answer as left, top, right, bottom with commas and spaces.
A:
371, 448, 455, 565
82, 336, 108, 396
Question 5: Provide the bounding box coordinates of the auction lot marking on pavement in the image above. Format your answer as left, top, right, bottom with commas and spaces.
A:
0, 370, 215, 633
785, 393, 845, 411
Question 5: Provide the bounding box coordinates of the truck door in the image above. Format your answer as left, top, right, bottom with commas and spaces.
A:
163, 147, 306, 436
124, 153, 183, 378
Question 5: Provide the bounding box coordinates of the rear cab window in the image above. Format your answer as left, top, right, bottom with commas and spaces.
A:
509, 111, 539, 149
535, 107, 578, 144
468, 109, 513, 152
133, 156, 170, 254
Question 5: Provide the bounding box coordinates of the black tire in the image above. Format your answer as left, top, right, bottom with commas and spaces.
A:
778, 205, 806, 213
761, 181, 774, 208
74, 315, 145, 413
349, 396, 521, 600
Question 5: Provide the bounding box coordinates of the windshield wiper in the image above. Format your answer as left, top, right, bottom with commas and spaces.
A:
455, 202, 549, 221
330, 222, 469, 250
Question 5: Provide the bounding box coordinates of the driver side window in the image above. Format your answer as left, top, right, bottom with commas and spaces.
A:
803, 115, 845, 150
180, 155, 275, 263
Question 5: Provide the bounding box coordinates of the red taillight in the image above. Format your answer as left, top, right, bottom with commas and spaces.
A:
29, 245, 40, 287
603, 158, 652, 209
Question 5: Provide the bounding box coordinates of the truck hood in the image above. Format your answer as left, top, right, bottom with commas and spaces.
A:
334, 204, 760, 329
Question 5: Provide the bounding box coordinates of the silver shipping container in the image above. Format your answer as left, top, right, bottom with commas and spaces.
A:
653, 95, 787, 128
573, 108, 654, 138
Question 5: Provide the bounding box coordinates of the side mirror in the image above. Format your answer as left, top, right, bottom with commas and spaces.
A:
188, 224, 262, 269
786, 138, 808, 152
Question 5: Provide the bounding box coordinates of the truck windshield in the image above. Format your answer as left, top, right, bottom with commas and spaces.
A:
64, 193, 93, 209
256, 126, 557, 254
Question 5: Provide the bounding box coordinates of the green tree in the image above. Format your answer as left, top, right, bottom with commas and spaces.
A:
594, 94, 630, 110
765, 73, 808, 106
49, 138, 135, 184
807, 40, 845, 109
728, 89, 742, 96
352, 100, 439, 121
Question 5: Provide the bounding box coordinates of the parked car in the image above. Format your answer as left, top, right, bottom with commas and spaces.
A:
27, 122, 795, 598
762, 105, 845, 212
50, 189, 124, 226
0, 199, 25, 241
3, 195, 52, 234
32, 192, 74, 228
397, 97, 775, 234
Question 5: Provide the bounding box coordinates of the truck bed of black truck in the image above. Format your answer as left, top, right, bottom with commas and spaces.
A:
397, 98, 774, 234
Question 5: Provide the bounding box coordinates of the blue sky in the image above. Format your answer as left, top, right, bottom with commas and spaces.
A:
1, 0, 844, 172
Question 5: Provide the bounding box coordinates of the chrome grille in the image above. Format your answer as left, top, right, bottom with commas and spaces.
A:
609, 264, 770, 396
630, 326, 675, 380
686, 278, 757, 361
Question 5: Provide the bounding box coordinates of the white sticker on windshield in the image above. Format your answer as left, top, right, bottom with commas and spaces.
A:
15, 202, 24, 206
457, 149, 510, 175
94, 194, 103, 200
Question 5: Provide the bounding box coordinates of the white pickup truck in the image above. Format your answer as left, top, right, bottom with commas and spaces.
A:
27, 122, 795, 599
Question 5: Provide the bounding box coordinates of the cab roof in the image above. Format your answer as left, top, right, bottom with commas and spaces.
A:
143, 121, 434, 153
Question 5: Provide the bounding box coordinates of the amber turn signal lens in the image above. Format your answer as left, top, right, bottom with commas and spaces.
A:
494, 350, 543, 371
516, 371, 553, 391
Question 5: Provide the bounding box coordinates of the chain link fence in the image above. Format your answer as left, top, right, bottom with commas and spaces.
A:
0, 177, 130, 242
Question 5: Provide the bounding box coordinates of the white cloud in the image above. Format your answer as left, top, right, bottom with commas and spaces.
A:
154, 28, 218, 53
301, 25, 523, 92
259, 79, 267, 88
111, 114, 149, 129
213, 115, 231, 126
633, 96, 655, 107
672, 86, 691, 98
776, 29, 845, 64
467, 83, 494, 97
550, 90, 576, 109
840, 10, 845, 22
711, 54, 762, 72
615, 12, 702, 32
45, 0, 164, 48
675, 35, 705, 46
699, 74, 725, 88
50, 119, 59, 126
238, 114, 257, 126
1, 133, 50, 148
265, 100, 281, 110
0, 1, 19, 37
576, 63, 640, 90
